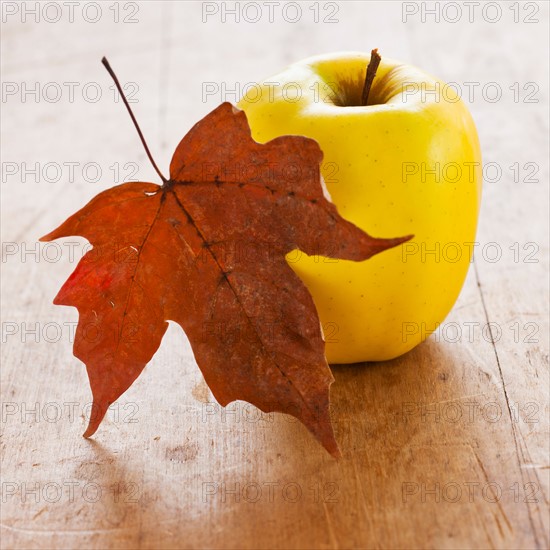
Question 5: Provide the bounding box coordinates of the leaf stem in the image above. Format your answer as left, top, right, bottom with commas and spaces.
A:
361, 48, 381, 106
102, 56, 168, 184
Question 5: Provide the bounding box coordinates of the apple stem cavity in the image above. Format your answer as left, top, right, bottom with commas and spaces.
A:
102, 56, 168, 184
361, 48, 382, 106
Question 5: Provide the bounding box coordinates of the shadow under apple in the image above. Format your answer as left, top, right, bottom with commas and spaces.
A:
328, 336, 471, 455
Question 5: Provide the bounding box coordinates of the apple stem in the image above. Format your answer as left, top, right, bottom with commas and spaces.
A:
102, 56, 168, 184
361, 49, 381, 106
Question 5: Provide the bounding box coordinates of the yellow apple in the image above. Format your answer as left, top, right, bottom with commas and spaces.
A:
238, 52, 482, 362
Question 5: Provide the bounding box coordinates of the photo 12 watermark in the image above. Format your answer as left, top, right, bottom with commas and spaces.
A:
201, 1, 340, 24
402, 319, 541, 345
1, 161, 140, 184
1, 2, 140, 24
201, 319, 340, 346
401, 161, 539, 184
2, 480, 141, 504
401, 399, 541, 424
1, 400, 139, 425
400, 81, 540, 104
402, 481, 540, 504
401, 2, 540, 24
2, 81, 139, 104
201, 480, 339, 503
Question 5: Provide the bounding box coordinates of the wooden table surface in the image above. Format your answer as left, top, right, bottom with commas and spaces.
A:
1, 2, 548, 548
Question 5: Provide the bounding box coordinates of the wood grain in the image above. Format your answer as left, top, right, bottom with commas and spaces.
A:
1, 2, 548, 549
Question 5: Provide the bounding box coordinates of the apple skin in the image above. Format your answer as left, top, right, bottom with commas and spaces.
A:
238, 52, 482, 363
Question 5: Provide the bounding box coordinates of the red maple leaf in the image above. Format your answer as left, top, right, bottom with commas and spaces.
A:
41, 59, 411, 456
